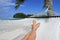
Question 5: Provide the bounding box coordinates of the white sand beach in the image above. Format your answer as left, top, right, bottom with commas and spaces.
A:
0, 18, 60, 40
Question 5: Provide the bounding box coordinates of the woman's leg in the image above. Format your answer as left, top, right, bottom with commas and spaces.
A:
22, 20, 40, 40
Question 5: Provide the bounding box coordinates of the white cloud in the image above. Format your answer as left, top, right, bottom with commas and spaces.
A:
0, 0, 15, 12
0, 0, 24, 7
0, 0, 15, 19
0, 7, 11, 14
0, 0, 24, 13
0, 0, 13, 16
0, 0, 15, 6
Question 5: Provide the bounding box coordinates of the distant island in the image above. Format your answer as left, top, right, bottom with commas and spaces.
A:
13, 13, 33, 18
13, 13, 60, 18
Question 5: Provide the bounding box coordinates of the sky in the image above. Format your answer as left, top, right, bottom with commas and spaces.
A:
0, 0, 60, 19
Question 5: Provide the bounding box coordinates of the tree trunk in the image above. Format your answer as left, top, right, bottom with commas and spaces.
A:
45, 0, 55, 16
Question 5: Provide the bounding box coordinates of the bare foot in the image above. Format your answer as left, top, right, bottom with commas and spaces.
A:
32, 20, 40, 31
22, 20, 40, 40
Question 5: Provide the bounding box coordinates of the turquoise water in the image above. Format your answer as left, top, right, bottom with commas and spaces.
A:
0, 18, 48, 20
0, 18, 24, 20
36, 18, 47, 19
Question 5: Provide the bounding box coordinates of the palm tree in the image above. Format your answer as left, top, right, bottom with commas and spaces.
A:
15, 0, 25, 9
15, 0, 55, 17
43, 0, 55, 16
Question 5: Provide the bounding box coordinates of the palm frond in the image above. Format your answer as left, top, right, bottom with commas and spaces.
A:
15, 0, 25, 9
43, 0, 49, 8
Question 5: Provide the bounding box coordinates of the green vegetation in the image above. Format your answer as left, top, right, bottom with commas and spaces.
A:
13, 13, 27, 18
13, 13, 33, 18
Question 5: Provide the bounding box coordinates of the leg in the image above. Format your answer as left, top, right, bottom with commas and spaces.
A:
22, 20, 40, 40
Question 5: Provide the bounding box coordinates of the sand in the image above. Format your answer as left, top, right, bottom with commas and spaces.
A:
0, 18, 60, 40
